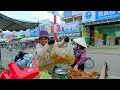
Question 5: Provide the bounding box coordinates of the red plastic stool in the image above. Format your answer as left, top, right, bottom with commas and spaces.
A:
8, 58, 40, 79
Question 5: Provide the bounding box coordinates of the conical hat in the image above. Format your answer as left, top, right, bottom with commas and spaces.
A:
73, 38, 87, 48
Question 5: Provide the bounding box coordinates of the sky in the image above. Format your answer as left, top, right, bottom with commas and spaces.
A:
0, 11, 63, 24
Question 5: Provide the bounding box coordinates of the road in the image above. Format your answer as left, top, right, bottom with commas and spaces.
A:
1, 47, 120, 78
85, 54, 120, 77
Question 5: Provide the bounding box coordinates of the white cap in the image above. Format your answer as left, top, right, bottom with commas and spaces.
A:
73, 38, 87, 48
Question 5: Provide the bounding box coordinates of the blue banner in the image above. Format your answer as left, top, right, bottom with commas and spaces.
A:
57, 30, 79, 34
82, 11, 120, 23
64, 11, 72, 18
96, 11, 120, 21
59, 21, 79, 34
30, 29, 35, 37
34, 27, 39, 36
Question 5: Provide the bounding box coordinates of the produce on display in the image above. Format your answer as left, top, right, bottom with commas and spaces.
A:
51, 40, 74, 64
68, 68, 98, 79
51, 53, 74, 64
34, 70, 52, 79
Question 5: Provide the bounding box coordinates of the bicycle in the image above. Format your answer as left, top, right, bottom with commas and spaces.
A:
84, 56, 94, 69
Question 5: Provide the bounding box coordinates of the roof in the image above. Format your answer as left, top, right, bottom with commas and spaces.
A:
0, 13, 39, 31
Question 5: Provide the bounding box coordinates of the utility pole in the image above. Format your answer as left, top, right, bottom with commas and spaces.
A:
53, 12, 57, 41
0, 29, 4, 69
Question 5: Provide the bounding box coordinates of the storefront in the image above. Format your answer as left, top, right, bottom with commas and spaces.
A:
94, 24, 120, 45
81, 25, 90, 44
82, 11, 120, 46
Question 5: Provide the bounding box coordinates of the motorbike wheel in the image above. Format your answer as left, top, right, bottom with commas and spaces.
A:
85, 59, 94, 69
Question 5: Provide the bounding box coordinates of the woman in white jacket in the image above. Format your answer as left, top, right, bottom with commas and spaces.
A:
36, 30, 69, 69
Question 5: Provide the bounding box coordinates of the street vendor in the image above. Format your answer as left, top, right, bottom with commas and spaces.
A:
36, 30, 69, 68
71, 38, 87, 71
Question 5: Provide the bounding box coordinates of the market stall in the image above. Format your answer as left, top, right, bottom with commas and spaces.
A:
20, 37, 39, 49
0, 39, 7, 48
0, 13, 38, 69
34, 39, 99, 79
20, 37, 39, 42
34, 65, 99, 79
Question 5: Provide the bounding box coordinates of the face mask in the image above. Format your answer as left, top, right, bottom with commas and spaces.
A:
77, 44, 80, 49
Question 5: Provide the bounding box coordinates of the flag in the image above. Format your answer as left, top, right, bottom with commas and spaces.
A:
51, 24, 61, 32
47, 11, 60, 17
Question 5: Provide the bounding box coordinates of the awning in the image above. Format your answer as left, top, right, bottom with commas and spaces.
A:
12, 37, 22, 40
0, 38, 7, 42
20, 37, 39, 42
0, 13, 39, 31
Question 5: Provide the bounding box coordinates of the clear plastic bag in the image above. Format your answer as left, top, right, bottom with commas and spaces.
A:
51, 40, 75, 64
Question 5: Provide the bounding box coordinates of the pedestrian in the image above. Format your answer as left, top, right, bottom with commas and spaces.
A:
36, 30, 69, 69
71, 38, 87, 71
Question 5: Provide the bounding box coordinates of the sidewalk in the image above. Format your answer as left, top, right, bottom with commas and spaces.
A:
87, 45, 120, 49
87, 45, 120, 55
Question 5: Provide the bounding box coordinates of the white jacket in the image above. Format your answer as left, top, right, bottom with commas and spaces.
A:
36, 40, 65, 67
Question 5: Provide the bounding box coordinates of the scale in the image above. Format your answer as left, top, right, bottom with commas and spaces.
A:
50, 64, 69, 79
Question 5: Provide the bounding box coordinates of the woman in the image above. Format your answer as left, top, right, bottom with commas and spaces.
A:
36, 30, 69, 68
71, 38, 87, 71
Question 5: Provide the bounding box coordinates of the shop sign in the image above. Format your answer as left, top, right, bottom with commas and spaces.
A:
96, 11, 120, 21
30, 29, 35, 37
60, 21, 79, 33
34, 27, 39, 36
64, 11, 72, 18
82, 11, 96, 23
82, 11, 120, 23
72, 11, 82, 16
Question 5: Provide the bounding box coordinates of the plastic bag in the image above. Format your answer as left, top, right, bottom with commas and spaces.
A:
51, 40, 75, 64
34, 70, 52, 79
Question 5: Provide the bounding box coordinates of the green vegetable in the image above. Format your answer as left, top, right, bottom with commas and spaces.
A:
40, 70, 52, 79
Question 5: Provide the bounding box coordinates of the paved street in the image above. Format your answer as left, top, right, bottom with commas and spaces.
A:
85, 54, 120, 77
1, 46, 120, 78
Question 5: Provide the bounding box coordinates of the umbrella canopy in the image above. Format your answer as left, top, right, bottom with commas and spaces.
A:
20, 37, 39, 42
0, 13, 39, 31
0, 38, 7, 42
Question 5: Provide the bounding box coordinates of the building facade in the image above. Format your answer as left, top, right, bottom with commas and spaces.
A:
61, 11, 82, 23
82, 11, 120, 46
58, 11, 82, 39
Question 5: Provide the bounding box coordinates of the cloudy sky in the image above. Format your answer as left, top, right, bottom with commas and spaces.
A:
0, 11, 63, 24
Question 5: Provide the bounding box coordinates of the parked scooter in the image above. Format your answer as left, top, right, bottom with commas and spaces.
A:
0, 58, 39, 79
11, 51, 33, 68
0, 51, 40, 79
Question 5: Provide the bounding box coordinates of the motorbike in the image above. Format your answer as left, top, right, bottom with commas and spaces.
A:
0, 51, 40, 79
85, 56, 94, 69
11, 51, 33, 68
